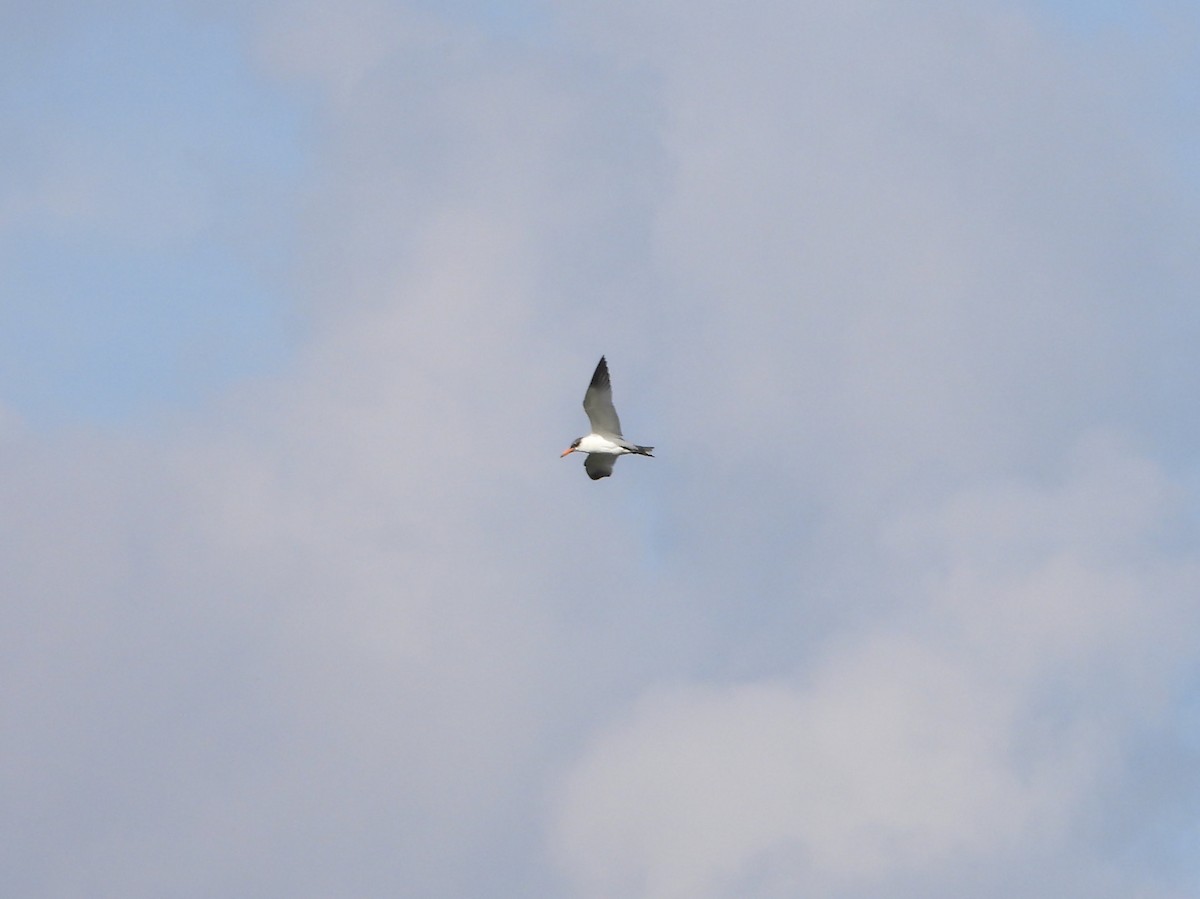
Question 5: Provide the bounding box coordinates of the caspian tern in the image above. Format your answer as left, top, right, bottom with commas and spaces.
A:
561, 356, 654, 480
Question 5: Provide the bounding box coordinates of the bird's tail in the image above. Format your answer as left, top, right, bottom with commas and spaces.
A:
634, 445, 654, 457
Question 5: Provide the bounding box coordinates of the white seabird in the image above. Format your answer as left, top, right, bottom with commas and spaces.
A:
561, 356, 654, 480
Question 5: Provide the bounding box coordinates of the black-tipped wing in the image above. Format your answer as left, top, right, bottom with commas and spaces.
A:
583, 453, 616, 480
582, 356, 623, 437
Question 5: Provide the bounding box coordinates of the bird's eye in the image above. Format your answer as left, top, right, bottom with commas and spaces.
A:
572, 439, 581, 448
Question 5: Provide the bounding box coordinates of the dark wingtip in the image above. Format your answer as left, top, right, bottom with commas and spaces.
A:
587, 469, 610, 480
589, 356, 611, 390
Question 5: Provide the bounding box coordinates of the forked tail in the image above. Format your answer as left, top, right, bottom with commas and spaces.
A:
634, 445, 654, 457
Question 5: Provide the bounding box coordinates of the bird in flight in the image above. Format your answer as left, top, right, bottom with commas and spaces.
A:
561, 356, 654, 480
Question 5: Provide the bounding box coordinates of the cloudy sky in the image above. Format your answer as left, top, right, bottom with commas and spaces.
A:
4, 1, 1200, 896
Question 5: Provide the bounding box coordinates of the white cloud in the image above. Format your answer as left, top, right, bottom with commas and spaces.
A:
553, 671, 1030, 899
553, 438, 1199, 898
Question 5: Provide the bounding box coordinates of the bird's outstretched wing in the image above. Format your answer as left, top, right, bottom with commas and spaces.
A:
584, 453, 616, 480
583, 356, 623, 437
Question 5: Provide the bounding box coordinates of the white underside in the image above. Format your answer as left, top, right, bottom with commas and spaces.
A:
577, 433, 629, 454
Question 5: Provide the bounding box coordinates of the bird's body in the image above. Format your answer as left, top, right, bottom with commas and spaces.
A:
561, 356, 653, 479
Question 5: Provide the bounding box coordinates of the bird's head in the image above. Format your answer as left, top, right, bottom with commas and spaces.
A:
560, 437, 582, 458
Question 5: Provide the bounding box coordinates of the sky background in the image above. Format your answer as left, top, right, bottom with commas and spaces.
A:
3, 1, 1200, 896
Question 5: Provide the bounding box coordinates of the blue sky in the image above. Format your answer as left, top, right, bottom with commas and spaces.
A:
3, 2, 1200, 897
2, 0, 1192, 428
1, 2, 308, 425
